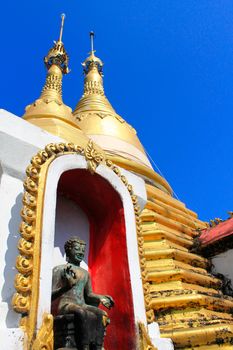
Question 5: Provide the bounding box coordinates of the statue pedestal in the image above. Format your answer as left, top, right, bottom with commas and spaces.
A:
54, 315, 76, 349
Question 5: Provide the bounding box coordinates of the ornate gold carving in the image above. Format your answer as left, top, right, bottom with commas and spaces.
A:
15, 274, 32, 293
19, 222, 35, 241
84, 140, 103, 174
16, 255, 33, 275
12, 293, 30, 314
41, 73, 62, 96
18, 238, 34, 256
13, 141, 153, 349
138, 322, 158, 350
75, 111, 136, 133
84, 80, 104, 95
32, 314, 53, 350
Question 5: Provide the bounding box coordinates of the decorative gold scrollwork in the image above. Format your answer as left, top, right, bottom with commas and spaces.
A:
23, 191, 37, 208
12, 293, 30, 314
15, 274, 32, 293
32, 314, 53, 350
16, 255, 33, 275
18, 238, 34, 256
19, 222, 35, 240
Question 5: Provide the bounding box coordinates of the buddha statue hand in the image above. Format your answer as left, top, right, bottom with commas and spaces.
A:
100, 295, 114, 309
63, 264, 77, 288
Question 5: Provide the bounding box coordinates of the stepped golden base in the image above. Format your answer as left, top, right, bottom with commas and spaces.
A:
142, 184, 233, 349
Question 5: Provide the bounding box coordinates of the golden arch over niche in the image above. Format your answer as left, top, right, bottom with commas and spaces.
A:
12, 140, 154, 349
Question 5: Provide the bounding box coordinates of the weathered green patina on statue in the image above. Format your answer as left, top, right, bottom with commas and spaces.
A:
52, 237, 114, 350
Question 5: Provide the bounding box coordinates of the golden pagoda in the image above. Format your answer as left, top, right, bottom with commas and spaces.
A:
4, 16, 233, 350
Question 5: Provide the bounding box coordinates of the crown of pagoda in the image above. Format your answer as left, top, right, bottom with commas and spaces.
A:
23, 15, 75, 125
22, 15, 90, 148
73, 32, 152, 169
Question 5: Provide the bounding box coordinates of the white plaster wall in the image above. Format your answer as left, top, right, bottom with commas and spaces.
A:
90, 134, 152, 168
0, 173, 25, 348
54, 195, 89, 270
0, 110, 65, 348
0, 174, 23, 326
0, 110, 63, 179
212, 249, 233, 284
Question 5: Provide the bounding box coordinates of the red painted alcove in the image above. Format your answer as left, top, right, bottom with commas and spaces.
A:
56, 169, 137, 349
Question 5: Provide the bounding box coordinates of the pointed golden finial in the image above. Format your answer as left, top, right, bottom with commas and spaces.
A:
40, 13, 70, 102
79, 31, 105, 96
59, 13, 65, 42
73, 31, 116, 116
90, 31, 95, 54
44, 13, 69, 75
82, 32, 103, 74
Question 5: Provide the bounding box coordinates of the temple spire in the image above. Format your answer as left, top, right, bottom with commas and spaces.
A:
80, 32, 105, 96
73, 31, 116, 115
23, 14, 72, 122
41, 13, 70, 103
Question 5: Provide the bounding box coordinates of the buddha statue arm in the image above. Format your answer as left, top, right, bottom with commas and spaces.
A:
84, 274, 102, 306
84, 273, 114, 309
51, 265, 73, 301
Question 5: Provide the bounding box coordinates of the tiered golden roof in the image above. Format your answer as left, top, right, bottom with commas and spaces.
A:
23, 15, 89, 148
73, 33, 147, 155
141, 184, 233, 349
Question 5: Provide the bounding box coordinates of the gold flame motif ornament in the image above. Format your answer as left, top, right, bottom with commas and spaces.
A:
84, 139, 104, 174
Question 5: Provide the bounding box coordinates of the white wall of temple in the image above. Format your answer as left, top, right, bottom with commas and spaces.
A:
0, 173, 23, 326
0, 109, 65, 349
212, 249, 233, 284
54, 195, 90, 270
90, 134, 152, 168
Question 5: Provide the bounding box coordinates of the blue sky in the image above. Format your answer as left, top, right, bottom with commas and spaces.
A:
1, 1, 232, 221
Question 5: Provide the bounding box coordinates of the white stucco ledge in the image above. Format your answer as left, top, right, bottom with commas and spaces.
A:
148, 322, 174, 350
0, 109, 64, 179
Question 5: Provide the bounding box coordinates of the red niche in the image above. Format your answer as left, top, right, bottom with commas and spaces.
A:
57, 169, 136, 349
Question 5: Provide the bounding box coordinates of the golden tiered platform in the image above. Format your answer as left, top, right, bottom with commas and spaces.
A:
141, 184, 233, 349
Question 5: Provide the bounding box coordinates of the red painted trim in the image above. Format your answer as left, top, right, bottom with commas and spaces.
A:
57, 170, 136, 349
200, 217, 233, 246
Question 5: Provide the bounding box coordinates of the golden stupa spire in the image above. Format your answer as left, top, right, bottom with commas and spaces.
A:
81, 31, 105, 96
73, 31, 115, 114
41, 14, 69, 102
23, 14, 73, 122
72, 32, 151, 166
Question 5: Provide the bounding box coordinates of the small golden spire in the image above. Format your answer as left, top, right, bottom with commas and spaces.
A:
23, 14, 73, 122
72, 31, 148, 162
80, 31, 106, 97
44, 13, 69, 77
